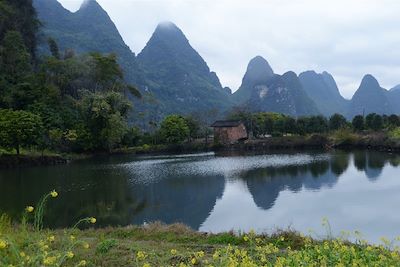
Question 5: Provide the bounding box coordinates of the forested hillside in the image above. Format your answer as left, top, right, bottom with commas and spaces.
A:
0, 0, 141, 154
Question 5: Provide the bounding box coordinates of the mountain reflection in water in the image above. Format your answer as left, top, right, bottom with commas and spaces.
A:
1, 150, 399, 243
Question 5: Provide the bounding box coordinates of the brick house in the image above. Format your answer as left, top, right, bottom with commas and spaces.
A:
211, 120, 248, 144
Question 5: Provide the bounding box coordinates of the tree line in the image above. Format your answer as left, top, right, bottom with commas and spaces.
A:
228, 110, 400, 138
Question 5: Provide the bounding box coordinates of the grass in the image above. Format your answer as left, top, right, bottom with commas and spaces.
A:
2, 221, 400, 266
2, 220, 400, 266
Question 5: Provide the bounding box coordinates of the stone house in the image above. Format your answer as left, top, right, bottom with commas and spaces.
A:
211, 120, 248, 144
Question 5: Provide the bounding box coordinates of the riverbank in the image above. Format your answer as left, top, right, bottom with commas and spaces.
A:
2, 131, 399, 169
1, 221, 400, 266
216, 131, 400, 153
0, 154, 69, 168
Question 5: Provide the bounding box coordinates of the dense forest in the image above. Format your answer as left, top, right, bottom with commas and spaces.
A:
0, 0, 144, 154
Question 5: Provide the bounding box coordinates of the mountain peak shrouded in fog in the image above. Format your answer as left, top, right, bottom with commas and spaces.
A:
36, 1, 400, 120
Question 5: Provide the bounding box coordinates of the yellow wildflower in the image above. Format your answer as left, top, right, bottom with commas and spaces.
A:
143, 263, 151, 267
90, 217, 97, 224
43, 256, 57, 265
25, 206, 34, 213
48, 235, 55, 242
70, 235, 76, 241
243, 235, 249, 242
137, 251, 146, 261
197, 251, 205, 258
191, 258, 197, 265
78, 260, 87, 266
66, 251, 74, 259
83, 243, 90, 249
170, 249, 177, 255
0, 239, 7, 249
50, 190, 58, 198
20, 252, 26, 257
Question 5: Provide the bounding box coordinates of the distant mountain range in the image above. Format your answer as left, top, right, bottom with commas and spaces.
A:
34, 0, 400, 122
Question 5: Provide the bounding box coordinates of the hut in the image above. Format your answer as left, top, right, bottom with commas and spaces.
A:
211, 120, 247, 144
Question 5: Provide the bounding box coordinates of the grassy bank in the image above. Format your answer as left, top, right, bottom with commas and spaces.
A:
2, 221, 400, 266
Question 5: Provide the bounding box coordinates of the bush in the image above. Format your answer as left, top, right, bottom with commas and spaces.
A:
332, 128, 359, 145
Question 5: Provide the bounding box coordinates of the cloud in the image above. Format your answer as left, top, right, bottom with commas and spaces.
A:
58, 0, 400, 99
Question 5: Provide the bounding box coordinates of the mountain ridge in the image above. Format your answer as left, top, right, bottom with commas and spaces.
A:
348, 74, 394, 117
33, 0, 400, 122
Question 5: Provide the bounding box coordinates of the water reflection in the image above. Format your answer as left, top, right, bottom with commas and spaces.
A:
0, 150, 399, 240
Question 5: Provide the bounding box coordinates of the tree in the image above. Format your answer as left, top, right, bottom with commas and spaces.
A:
159, 115, 189, 144
388, 114, 400, 127
308, 115, 329, 133
371, 114, 383, 131
329, 113, 347, 130
352, 115, 364, 131
0, 31, 32, 84
47, 38, 60, 59
1, 0, 39, 59
0, 109, 43, 154
77, 91, 131, 151
89, 52, 123, 91
284, 117, 297, 134
365, 113, 376, 129
184, 116, 200, 141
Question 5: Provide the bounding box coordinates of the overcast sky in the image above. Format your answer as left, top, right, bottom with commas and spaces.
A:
58, 0, 400, 99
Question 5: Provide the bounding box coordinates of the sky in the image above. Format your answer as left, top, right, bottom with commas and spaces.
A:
57, 0, 400, 99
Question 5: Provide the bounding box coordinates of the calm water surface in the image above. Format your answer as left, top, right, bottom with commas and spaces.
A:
1, 150, 400, 243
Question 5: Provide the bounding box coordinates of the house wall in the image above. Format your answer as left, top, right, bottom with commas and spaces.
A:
214, 124, 247, 144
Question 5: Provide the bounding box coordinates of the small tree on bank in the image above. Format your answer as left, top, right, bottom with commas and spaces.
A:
159, 115, 189, 144
0, 109, 43, 154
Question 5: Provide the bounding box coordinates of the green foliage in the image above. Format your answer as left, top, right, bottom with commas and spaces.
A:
0, 109, 43, 154
77, 91, 131, 151
159, 115, 190, 144
96, 239, 117, 254
389, 127, 400, 140
89, 52, 123, 91
0, 0, 39, 59
332, 128, 358, 145
184, 116, 201, 140
329, 113, 347, 130
47, 37, 60, 60
0, 190, 97, 266
352, 115, 365, 131
366, 113, 384, 131
0, 31, 32, 83
388, 114, 400, 128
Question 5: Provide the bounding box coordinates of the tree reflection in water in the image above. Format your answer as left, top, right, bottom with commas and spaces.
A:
0, 150, 398, 230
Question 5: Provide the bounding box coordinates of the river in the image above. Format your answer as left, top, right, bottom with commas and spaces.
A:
1, 150, 399, 243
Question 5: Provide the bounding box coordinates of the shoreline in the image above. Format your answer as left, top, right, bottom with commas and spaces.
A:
2, 222, 400, 266
1, 133, 399, 168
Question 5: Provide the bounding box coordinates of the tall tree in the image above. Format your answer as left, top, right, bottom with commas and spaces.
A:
352, 115, 365, 131
329, 113, 347, 130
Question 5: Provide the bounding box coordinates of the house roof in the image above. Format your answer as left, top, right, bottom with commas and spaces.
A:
211, 120, 243, 128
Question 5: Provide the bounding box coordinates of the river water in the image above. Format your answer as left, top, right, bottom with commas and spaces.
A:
1, 150, 399, 243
